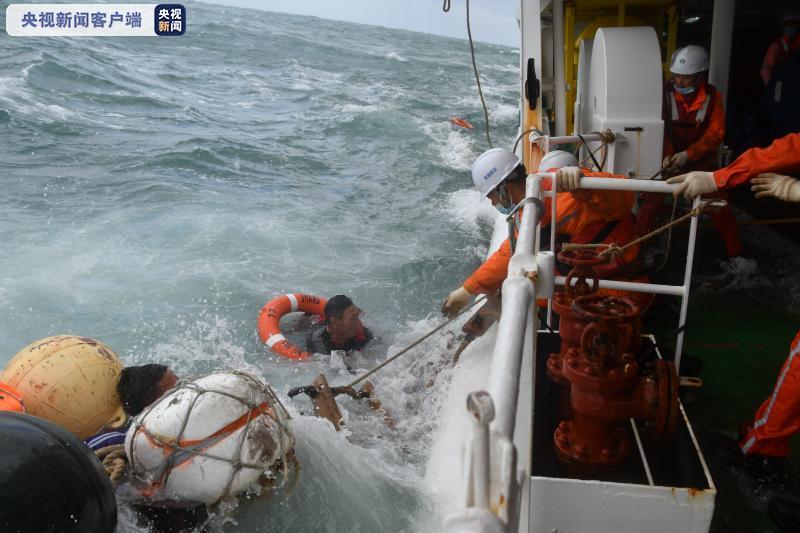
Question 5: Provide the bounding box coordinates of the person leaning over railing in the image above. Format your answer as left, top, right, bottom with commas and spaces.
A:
442, 148, 650, 317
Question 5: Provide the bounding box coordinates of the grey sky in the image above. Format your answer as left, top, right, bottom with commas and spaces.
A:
199, 0, 520, 47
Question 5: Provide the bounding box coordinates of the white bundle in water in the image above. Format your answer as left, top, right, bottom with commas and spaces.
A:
125, 370, 294, 505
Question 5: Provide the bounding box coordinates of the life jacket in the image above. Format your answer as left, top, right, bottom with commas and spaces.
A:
776, 34, 800, 64
664, 81, 716, 165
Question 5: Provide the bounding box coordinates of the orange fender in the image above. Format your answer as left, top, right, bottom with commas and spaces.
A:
0, 382, 25, 412
257, 294, 327, 360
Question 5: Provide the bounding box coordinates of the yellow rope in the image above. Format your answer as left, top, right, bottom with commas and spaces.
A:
561, 200, 716, 259
95, 444, 128, 484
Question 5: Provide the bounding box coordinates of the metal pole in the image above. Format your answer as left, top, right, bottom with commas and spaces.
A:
708, 0, 736, 111
675, 196, 700, 372
553, 0, 566, 136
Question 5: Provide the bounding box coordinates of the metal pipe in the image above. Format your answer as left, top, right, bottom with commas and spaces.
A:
468, 392, 495, 510
553, 0, 566, 136
630, 418, 655, 486
555, 276, 685, 296
675, 196, 700, 372
708, 0, 736, 112
488, 280, 535, 439
487, 174, 542, 439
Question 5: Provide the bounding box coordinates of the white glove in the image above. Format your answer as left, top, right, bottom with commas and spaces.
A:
666, 171, 718, 199
442, 286, 472, 318
751, 173, 800, 203
662, 151, 689, 173
556, 166, 583, 191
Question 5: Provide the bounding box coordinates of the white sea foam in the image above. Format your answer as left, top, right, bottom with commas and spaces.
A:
385, 51, 408, 62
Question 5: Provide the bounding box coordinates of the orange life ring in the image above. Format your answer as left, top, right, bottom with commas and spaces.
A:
449, 117, 474, 130
0, 382, 25, 412
257, 293, 328, 360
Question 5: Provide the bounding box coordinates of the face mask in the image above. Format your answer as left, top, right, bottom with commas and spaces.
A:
496, 203, 514, 215
675, 84, 695, 95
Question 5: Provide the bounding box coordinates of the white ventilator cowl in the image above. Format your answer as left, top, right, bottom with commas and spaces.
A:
538, 150, 579, 172
471, 148, 522, 197
669, 45, 709, 75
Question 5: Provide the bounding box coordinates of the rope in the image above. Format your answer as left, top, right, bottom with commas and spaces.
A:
344, 296, 488, 389
96, 444, 128, 484
442, 0, 451, 12
465, 0, 492, 148
561, 200, 717, 259
656, 199, 678, 272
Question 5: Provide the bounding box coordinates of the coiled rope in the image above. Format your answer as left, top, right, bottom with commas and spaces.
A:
96, 444, 128, 484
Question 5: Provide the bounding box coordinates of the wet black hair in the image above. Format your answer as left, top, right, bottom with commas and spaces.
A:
324, 295, 354, 324
117, 364, 169, 416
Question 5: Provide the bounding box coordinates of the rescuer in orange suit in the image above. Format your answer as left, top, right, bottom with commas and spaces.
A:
761, 11, 800, 85
442, 148, 650, 318
669, 133, 800, 532
638, 45, 742, 257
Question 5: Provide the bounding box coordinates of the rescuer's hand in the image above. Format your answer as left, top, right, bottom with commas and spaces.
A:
662, 151, 689, 174
556, 166, 583, 191
666, 171, 718, 199
751, 173, 800, 203
442, 286, 472, 318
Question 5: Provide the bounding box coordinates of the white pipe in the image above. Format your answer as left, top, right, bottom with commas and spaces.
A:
675, 196, 700, 372
708, 0, 735, 112
555, 276, 685, 296
488, 175, 542, 439
553, 0, 566, 136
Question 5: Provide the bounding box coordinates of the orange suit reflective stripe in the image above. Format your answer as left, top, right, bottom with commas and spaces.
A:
740, 329, 800, 458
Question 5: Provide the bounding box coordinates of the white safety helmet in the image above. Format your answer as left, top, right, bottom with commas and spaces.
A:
471, 148, 522, 197
782, 12, 800, 25
669, 45, 709, 75
538, 150, 579, 172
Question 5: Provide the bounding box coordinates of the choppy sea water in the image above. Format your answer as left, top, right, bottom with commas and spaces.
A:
0, 2, 520, 530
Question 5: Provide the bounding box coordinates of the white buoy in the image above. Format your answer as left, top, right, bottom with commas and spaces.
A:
125, 371, 294, 505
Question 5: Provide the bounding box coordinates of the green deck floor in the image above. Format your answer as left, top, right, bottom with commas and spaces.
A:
645, 219, 800, 532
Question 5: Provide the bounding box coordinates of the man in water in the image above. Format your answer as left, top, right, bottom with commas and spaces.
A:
306, 294, 372, 355
84, 364, 178, 451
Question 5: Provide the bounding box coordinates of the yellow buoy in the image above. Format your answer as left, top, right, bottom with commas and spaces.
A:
1, 335, 127, 439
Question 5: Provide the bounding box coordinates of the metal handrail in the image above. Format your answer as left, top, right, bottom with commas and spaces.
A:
444, 165, 701, 532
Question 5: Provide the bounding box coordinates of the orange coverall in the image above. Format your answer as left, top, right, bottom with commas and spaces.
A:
761, 34, 800, 85
741, 330, 800, 457
463, 171, 642, 298
714, 132, 800, 189
640, 81, 742, 257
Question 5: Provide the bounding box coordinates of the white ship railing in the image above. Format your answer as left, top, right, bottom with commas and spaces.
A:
443, 170, 701, 531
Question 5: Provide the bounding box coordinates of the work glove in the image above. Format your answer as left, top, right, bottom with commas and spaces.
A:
556, 166, 583, 191
662, 151, 689, 174
666, 171, 718, 199
751, 173, 800, 203
442, 286, 472, 318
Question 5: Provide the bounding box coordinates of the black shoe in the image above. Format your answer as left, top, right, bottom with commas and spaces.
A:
769, 497, 800, 533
